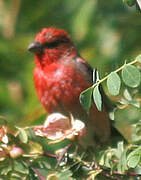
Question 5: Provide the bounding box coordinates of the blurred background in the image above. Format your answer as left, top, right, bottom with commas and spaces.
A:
0, 0, 141, 133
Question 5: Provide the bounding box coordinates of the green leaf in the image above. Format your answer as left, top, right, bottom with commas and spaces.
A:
28, 141, 43, 154
107, 72, 121, 96
9, 174, 22, 180
136, 54, 141, 63
59, 170, 73, 180
41, 161, 51, 169
17, 127, 28, 143
88, 169, 102, 179
99, 154, 105, 166
1, 165, 12, 175
93, 86, 102, 111
116, 142, 128, 174
26, 128, 36, 140
116, 141, 124, 158
79, 87, 93, 112
130, 100, 140, 108
127, 155, 140, 168
122, 65, 140, 88
13, 160, 29, 174
105, 154, 111, 168
123, 89, 132, 101
109, 111, 115, 120
127, 146, 141, 159
47, 173, 59, 180
117, 150, 128, 174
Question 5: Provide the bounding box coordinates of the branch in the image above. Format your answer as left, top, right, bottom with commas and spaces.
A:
92, 58, 139, 88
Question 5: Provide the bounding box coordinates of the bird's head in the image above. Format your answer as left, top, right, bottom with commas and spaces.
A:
28, 28, 77, 65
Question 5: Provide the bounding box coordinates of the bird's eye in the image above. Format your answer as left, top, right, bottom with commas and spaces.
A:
43, 41, 59, 49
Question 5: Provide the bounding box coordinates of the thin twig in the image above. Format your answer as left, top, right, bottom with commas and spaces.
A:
26, 160, 46, 180
31, 167, 46, 180
92, 58, 138, 89
55, 144, 71, 168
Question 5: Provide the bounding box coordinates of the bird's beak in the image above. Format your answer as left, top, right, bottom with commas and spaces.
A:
28, 41, 42, 53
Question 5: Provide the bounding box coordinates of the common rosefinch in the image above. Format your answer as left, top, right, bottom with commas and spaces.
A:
28, 28, 111, 144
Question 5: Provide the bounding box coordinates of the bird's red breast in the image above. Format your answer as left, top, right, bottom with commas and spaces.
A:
34, 56, 91, 113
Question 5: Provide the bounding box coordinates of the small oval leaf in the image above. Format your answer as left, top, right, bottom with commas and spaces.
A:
136, 54, 141, 63
14, 160, 29, 174
18, 128, 28, 143
107, 72, 121, 96
122, 65, 140, 88
93, 86, 102, 111
123, 89, 132, 101
109, 111, 115, 121
79, 87, 93, 112
127, 155, 140, 168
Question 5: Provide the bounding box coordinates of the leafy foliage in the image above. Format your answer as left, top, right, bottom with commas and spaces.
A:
0, 0, 141, 179
0, 0, 141, 126
0, 54, 141, 179
0, 122, 141, 180
80, 55, 141, 114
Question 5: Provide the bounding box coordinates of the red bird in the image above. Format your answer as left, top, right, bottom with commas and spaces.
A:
28, 28, 111, 144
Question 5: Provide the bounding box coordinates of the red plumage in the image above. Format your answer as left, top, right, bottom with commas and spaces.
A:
28, 27, 111, 144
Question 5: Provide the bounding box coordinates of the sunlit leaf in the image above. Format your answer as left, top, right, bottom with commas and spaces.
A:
127, 146, 141, 159
17, 127, 28, 144
127, 155, 140, 168
107, 72, 121, 96
41, 161, 51, 169
116, 141, 124, 158
14, 160, 29, 174
105, 152, 112, 168
136, 54, 141, 63
28, 141, 43, 154
47, 173, 59, 180
130, 100, 140, 108
59, 170, 73, 180
117, 151, 127, 174
123, 89, 132, 101
88, 169, 102, 179
109, 111, 115, 120
93, 85, 102, 111
118, 98, 128, 105
131, 120, 141, 143
79, 87, 93, 112
99, 154, 105, 166
122, 65, 140, 88
1, 165, 12, 175
136, 0, 141, 10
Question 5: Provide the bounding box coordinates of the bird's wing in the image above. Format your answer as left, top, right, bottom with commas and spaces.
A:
72, 56, 114, 111
72, 56, 93, 84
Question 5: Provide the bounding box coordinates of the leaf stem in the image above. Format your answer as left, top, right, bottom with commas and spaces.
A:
92, 58, 138, 88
